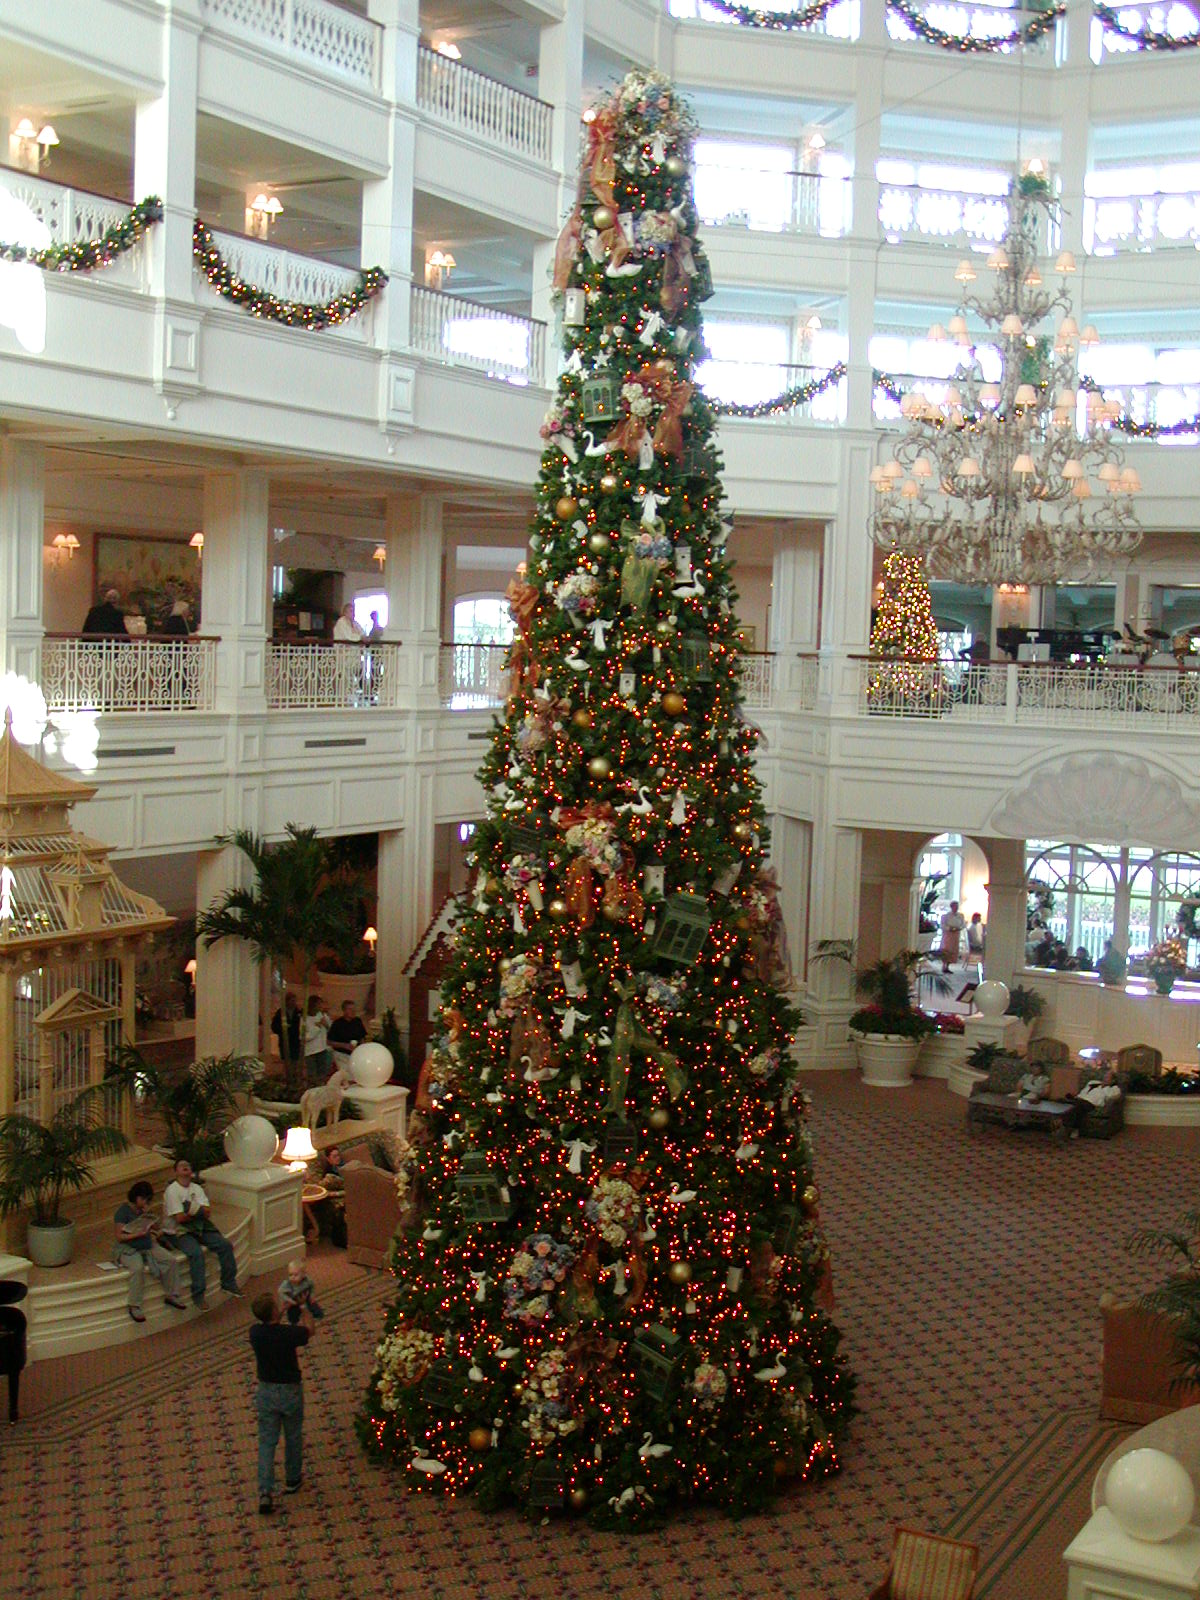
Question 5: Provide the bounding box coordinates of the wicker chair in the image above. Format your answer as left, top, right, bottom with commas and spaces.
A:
869, 1527, 979, 1600
1028, 1036, 1071, 1068
1116, 1042, 1163, 1080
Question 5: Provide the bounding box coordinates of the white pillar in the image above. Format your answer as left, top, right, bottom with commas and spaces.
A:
802, 814, 862, 1068
376, 785, 437, 1054
134, 0, 201, 412
366, 0, 419, 432
531, 5, 585, 340
202, 470, 270, 716
385, 492, 444, 708
769, 524, 821, 697
821, 436, 877, 714
0, 439, 44, 685
984, 837, 1028, 987
195, 844, 261, 1060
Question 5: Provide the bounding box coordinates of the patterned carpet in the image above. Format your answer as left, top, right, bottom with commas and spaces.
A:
3, 1071, 1195, 1600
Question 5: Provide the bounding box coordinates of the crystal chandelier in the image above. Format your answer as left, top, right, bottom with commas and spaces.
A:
869, 172, 1143, 587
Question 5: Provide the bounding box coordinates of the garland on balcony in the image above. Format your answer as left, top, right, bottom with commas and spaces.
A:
1079, 374, 1200, 438
713, 360, 847, 417
192, 220, 387, 330
686, 0, 1066, 47
0, 196, 162, 271
682, 0, 844, 29
1093, 1, 1200, 49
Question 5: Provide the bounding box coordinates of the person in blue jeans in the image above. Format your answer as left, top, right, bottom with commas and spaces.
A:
160, 1158, 241, 1308
249, 1291, 314, 1514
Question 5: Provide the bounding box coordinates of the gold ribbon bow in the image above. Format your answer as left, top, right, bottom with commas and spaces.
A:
606, 995, 685, 1112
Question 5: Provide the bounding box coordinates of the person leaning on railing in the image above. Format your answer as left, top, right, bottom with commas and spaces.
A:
81, 588, 128, 637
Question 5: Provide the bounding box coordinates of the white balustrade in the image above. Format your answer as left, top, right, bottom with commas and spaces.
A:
266, 642, 399, 709
697, 172, 835, 235
736, 653, 776, 709
200, 232, 372, 340
796, 653, 820, 710
1091, 0, 1200, 60
0, 171, 150, 290
886, 0, 1057, 51
416, 48, 552, 164
439, 643, 511, 709
877, 182, 1053, 252
41, 636, 217, 714
667, 0, 861, 39
410, 287, 546, 386
1085, 189, 1200, 253
198, 0, 381, 91
856, 657, 1200, 729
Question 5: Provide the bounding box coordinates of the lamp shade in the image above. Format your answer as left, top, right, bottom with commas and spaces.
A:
1014, 384, 1037, 406
1055, 250, 1077, 273
1000, 313, 1024, 337
957, 456, 980, 477
954, 258, 976, 283
281, 1125, 318, 1165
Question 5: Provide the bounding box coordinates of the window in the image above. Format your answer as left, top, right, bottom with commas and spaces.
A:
453, 597, 514, 647
1025, 842, 1200, 967
917, 833, 964, 918
443, 315, 530, 383
352, 594, 388, 633
695, 319, 792, 407
693, 140, 795, 232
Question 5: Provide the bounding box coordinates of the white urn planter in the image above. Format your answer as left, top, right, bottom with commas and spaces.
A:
314, 970, 375, 1016
850, 1032, 922, 1088
26, 1219, 76, 1267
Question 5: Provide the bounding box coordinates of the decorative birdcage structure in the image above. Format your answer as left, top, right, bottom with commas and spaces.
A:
653, 893, 712, 966
869, 172, 1142, 587
0, 713, 171, 1243
633, 1323, 687, 1402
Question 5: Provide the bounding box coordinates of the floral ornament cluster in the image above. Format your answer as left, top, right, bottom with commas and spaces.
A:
621, 379, 655, 422
555, 570, 601, 619
503, 853, 544, 895
520, 1347, 578, 1444
539, 398, 575, 447
563, 813, 621, 875
389, 1136, 419, 1206
498, 954, 541, 1017
615, 69, 697, 141
626, 522, 673, 563
584, 1175, 643, 1249
691, 1362, 729, 1411
503, 1234, 577, 1325
424, 1036, 460, 1107
748, 1047, 782, 1081
375, 1325, 437, 1411
643, 973, 687, 1012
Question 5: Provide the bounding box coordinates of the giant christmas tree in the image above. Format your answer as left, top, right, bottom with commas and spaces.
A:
360, 69, 854, 1525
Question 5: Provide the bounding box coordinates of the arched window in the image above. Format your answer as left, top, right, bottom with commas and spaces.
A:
453, 596, 514, 647
1026, 842, 1117, 964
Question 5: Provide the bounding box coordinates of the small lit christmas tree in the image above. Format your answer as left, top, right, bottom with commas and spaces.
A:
359, 69, 854, 1526
868, 549, 944, 710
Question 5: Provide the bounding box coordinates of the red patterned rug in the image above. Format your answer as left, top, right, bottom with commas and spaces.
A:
4, 1072, 1192, 1600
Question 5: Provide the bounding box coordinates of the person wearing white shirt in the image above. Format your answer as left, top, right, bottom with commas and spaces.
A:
161, 1158, 241, 1308
332, 604, 365, 643
303, 996, 332, 1085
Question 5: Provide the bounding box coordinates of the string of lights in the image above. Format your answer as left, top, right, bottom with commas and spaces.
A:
1079, 375, 1200, 438
689, 0, 1067, 48
682, 0, 843, 29
0, 197, 162, 272
1092, 1, 1200, 49
713, 361, 847, 417
192, 219, 387, 330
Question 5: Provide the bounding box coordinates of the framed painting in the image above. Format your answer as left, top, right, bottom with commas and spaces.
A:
94, 534, 201, 630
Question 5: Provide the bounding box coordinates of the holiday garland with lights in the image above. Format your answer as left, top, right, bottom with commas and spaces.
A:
1092, 1, 1200, 50
685, 0, 1067, 49
867, 550, 945, 709
0, 197, 162, 271
192, 220, 386, 330
359, 69, 855, 1526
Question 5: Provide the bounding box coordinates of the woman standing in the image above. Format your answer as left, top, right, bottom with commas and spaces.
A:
939, 900, 966, 973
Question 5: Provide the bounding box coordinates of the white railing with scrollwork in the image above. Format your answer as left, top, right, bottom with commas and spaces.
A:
200, 232, 372, 340
1085, 189, 1200, 253
667, 0, 861, 39
416, 48, 553, 165
796, 654, 820, 710
886, 0, 1057, 51
877, 181, 1057, 252
439, 643, 510, 708
266, 642, 400, 709
198, 0, 381, 91
41, 637, 217, 713
0, 171, 150, 290
736, 654, 776, 709
1091, 0, 1200, 60
410, 287, 547, 386
855, 657, 1200, 728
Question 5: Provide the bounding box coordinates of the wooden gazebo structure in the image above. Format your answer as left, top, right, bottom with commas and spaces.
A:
0, 713, 171, 1143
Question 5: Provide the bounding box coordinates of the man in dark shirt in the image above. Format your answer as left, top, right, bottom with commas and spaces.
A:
81, 589, 128, 636
327, 1000, 367, 1063
270, 992, 302, 1065
249, 1290, 314, 1514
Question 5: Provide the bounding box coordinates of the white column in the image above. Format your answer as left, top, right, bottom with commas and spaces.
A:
385, 492, 444, 708
0, 439, 44, 685
769, 524, 821, 697
820, 436, 876, 714
802, 814, 862, 1068
134, 0, 201, 413
202, 470, 270, 716
984, 837, 1028, 987
366, 0, 419, 431
531, 5, 585, 339
376, 783, 436, 1054
195, 844, 261, 1060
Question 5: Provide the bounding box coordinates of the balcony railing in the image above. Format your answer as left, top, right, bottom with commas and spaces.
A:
41, 636, 218, 714
199, 231, 373, 341
1085, 189, 1200, 253
704, 361, 848, 425
855, 657, 1200, 728
886, 0, 1058, 52
416, 47, 553, 165
737, 653, 776, 709
668, 0, 861, 39
877, 181, 1057, 253
266, 641, 399, 709
198, 0, 381, 91
439, 643, 511, 708
1091, 1, 1200, 60
697, 172, 841, 236
0, 171, 150, 291
410, 287, 546, 387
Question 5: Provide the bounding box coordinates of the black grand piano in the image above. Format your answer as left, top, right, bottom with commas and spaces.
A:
0, 1279, 27, 1422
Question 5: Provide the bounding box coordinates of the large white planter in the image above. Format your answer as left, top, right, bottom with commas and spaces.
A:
314, 970, 375, 1016
851, 1032, 922, 1088
915, 1033, 967, 1081
27, 1219, 76, 1267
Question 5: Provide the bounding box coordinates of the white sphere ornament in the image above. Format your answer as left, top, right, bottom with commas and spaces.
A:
1106, 1448, 1195, 1542
349, 1041, 394, 1089
223, 1114, 280, 1171
974, 980, 1010, 1019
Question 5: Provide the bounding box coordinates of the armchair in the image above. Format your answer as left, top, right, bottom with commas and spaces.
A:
868, 1526, 978, 1600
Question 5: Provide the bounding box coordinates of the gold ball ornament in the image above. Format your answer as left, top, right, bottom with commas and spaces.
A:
486, 876, 501, 895
498, 957, 512, 976
599, 473, 620, 495
666, 155, 687, 178
469, 1427, 493, 1452
555, 495, 579, 521
593, 205, 615, 232
652, 357, 675, 377
648, 1106, 670, 1130
571, 708, 593, 729
569, 1486, 589, 1511
667, 1260, 692, 1285
587, 755, 612, 779
548, 898, 570, 922
734, 915, 751, 932
588, 531, 611, 554
732, 821, 754, 842
803, 1184, 819, 1211
661, 690, 686, 716
655, 619, 674, 636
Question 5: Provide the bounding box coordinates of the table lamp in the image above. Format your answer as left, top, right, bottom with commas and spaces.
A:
281, 1125, 317, 1174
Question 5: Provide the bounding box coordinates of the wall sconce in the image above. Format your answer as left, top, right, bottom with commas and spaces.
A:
373, 544, 387, 571
189, 531, 204, 560
184, 957, 197, 985
363, 925, 378, 957
432, 39, 461, 59
51, 532, 80, 562
10, 117, 58, 174
245, 191, 284, 240
281, 1124, 317, 1173
424, 248, 456, 290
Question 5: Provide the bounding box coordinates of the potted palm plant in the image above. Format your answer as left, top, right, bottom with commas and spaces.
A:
0, 1084, 129, 1267
106, 1048, 260, 1170
813, 941, 935, 1087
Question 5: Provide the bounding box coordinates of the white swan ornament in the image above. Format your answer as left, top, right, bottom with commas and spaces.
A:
411, 1448, 447, 1475
639, 1433, 673, 1459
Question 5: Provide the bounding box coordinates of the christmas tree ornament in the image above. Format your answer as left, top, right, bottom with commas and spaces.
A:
571, 708, 593, 729
732, 821, 754, 842
665, 155, 687, 178
548, 898, 570, 922
592, 206, 615, 232
469, 1426, 493, 1451
599, 472, 620, 495
661, 690, 686, 715
648, 1106, 670, 1130
569, 1487, 589, 1511
587, 756, 612, 779
668, 1260, 692, 1285
564, 287, 586, 325
588, 531, 611, 554
556, 495, 579, 521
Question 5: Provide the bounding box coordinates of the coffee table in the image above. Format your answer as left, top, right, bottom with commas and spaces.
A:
967, 1092, 1077, 1142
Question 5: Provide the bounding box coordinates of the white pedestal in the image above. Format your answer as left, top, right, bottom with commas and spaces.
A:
1064, 1507, 1200, 1599
344, 1082, 409, 1138
201, 1163, 305, 1279
964, 1014, 1025, 1054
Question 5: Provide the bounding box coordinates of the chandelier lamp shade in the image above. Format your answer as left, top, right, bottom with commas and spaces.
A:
868, 174, 1142, 587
